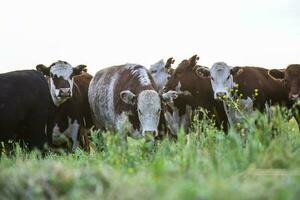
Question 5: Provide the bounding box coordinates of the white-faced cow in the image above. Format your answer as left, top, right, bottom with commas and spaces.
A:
197, 62, 293, 127
0, 70, 55, 150
88, 64, 177, 139
36, 61, 91, 150
150, 58, 175, 91
163, 55, 228, 135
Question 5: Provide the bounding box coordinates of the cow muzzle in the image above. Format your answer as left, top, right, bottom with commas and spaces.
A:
142, 130, 158, 141
216, 91, 227, 100
58, 88, 72, 98
289, 93, 299, 101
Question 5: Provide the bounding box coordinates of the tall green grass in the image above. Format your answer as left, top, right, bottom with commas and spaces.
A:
0, 107, 300, 200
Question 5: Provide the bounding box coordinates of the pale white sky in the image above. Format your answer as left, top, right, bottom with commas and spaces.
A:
0, 0, 299, 74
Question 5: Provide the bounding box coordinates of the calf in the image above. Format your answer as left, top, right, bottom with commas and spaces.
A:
0, 70, 54, 150
163, 55, 228, 135
150, 57, 175, 91
36, 61, 91, 150
88, 64, 176, 138
197, 62, 292, 127
50, 72, 93, 151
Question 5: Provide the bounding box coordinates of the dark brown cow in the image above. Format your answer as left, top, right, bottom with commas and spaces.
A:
269, 64, 300, 124
269, 65, 300, 100
88, 64, 177, 139
163, 55, 228, 135
197, 62, 294, 127
50, 72, 93, 151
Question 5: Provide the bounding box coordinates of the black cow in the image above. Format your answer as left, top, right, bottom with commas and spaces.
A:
0, 70, 54, 150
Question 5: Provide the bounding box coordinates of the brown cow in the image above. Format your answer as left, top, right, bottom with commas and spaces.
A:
88, 64, 177, 139
269, 64, 300, 125
49, 72, 93, 151
163, 55, 228, 135
197, 62, 294, 127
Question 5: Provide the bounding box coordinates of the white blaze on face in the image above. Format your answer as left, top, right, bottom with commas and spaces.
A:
150, 59, 170, 90
137, 90, 161, 136
49, 61, 74, 106
210, 62, 235, 99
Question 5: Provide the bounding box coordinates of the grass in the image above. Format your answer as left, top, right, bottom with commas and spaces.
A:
0, 107, 300, 200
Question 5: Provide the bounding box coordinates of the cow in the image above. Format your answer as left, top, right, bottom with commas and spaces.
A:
150, 57, 175, 91
36, 61, 90, 150
50, 72, 93, 151
88, 64, 177, 139
163, 55, 228, 135
0, 70, 55, 150
269, 64, 300, 125
197, 62, 293, 127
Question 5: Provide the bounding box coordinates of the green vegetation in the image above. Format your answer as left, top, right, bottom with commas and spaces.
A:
1, 107, 300, 200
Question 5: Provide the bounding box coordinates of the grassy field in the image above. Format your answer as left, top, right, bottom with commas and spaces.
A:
0, 107, 300, 200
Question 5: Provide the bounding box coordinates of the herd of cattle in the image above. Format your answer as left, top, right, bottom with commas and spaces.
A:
0, 55, 299, 151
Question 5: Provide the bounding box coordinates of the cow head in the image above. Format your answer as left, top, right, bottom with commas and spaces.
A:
195, 62, 242, 100
150, 57, 175, 90
36, 61, 87, 106
120, 89, 177, 136
269, 64, 300, 101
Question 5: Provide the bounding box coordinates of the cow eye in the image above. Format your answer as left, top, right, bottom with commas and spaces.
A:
226, 75, 230, 81
211, 77, 214, 81
151, 70, 157, 74
138, 109, 142, 115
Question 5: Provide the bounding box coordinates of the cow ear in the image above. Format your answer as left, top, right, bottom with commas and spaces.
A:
268, 69, 284, 79
161, 90, 178, 103
230, 67, 243, 76
73, 65, 87, 76
165, 57, 175, 70
189, 55, 200, 67
194, 66, 210, 77
36, 64, 50, 76
120, 90, 137, 105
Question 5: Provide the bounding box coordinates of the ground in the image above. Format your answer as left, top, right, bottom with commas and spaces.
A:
0, 108, 300, 200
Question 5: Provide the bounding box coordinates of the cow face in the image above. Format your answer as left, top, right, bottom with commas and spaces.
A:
150, 59, 169, 90
120, 89, 177, 136
36, 61, 87, 106
120, 90, 161, 136
150, 58, 175, 90
269, 65, 300, 100
198, 62, 242, 100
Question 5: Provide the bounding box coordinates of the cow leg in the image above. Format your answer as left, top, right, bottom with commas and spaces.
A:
116, 113, 132, 140
26, 122, 48, 151
164, 111, 179, 136
78, 127, 91, 151
180, 105, 192, 134
66, 119, 80, 152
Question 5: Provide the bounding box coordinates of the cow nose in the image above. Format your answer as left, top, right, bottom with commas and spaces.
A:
142, 130, 157, 141
58, 89, 71, 97
290, 93, 299, 100
216, 92, 226, 99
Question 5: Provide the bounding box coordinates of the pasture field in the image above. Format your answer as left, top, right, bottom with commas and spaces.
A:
1, 108, 300, 200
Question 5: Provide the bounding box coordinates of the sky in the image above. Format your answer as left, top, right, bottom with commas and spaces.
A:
0, 0, 299, 75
